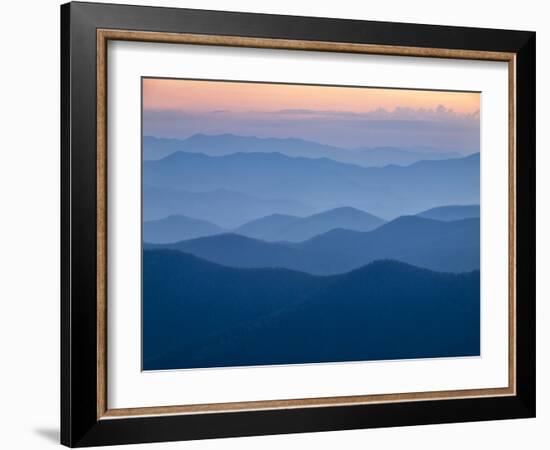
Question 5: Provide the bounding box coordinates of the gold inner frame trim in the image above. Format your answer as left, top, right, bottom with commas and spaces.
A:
96, 28, 517, 420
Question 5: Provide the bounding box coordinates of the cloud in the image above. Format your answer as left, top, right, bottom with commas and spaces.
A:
256, 105, 480, 122
143, 106, 480, 152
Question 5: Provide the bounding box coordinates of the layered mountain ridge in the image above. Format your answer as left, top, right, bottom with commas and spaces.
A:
143, 250, 480, 370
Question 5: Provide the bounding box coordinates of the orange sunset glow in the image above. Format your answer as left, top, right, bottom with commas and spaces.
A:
143, 78, 479, 115
142, 77, 480, 151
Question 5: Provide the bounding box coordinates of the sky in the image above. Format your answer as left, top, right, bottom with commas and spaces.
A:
143, 78, 480, 152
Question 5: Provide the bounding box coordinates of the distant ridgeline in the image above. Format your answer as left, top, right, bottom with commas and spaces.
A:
144, 134, 463, 167
141, 135, 480, 370
143, 143, 479, 222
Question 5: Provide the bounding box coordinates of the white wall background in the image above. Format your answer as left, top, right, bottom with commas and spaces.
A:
0, 0, 546, 448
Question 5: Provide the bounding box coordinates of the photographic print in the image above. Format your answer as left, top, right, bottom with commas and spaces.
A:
141, 78, 481, 371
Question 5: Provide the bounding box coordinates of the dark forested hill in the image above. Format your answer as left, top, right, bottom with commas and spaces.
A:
142, 250, 327, 369
143, 250, 480, 370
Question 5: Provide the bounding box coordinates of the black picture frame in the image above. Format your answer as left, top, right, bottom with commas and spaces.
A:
61, 1, 536, 447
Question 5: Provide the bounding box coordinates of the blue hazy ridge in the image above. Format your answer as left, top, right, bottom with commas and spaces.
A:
234, 206, 385, 242
143, 134, 462, 167
143, 206, 386, 244
145, 216, 480, 275
143, 151, 480, 219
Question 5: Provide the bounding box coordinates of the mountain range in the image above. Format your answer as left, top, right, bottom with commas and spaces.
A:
142, 204, 480, 244
143, 134, 463, 167
143, 151, 480, 219
143, 250, 480, 370
143, 186, 315, 227
143, 206, 387, 243
141, 132, 481, 371
234, 206, 385, 242
146, 215, 480, 274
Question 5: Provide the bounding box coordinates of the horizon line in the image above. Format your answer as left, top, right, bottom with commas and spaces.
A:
143, 132, 477, 154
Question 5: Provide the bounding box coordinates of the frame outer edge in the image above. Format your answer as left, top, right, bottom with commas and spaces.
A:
63, 2, 103, 447
514, 32, 536, 416
60, 2, 72, 446
61, 2, 536, 446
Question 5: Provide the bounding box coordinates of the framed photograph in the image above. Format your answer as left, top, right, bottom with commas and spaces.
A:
61, 2, 536, 447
